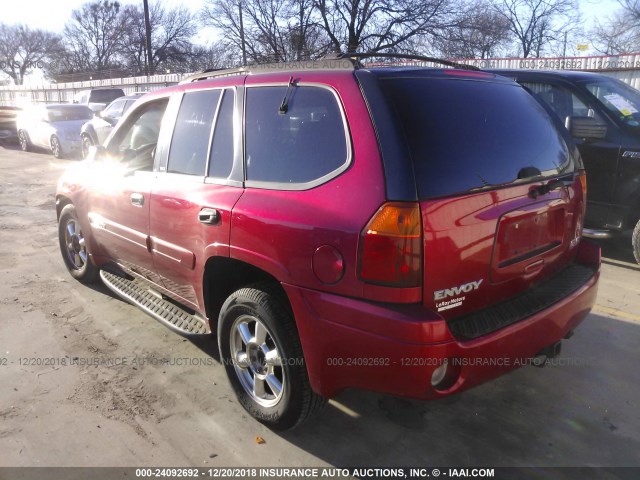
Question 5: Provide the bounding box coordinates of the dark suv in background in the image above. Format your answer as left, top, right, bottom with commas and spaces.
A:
56, 55, 600, 429
490, 70, 640, 263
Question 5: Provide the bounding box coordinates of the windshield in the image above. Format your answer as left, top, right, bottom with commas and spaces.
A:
377, 76, 574, 199
581, 77, 640, 128
47, 107, 93, 122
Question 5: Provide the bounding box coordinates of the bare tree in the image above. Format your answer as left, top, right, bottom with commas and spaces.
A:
123, 1, 198, 75
63, 0, 132, 71
201, 0, 328, 63
492, 0, 579, 58
314, 0, 460, 53
591, 0, 640, 54
434, 3, 511, 58
0, 24, 62, 85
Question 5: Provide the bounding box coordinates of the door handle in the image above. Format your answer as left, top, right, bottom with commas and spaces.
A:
199, 208, 220, 225
131, 193, 144, 206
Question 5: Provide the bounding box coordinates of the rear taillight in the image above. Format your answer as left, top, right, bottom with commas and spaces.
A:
358, 202, 422, 287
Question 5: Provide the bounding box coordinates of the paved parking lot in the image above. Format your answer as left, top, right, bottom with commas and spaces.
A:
1, 144, 639, 469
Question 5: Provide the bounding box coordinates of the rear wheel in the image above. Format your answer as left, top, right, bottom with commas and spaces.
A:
218, 284, 325, 430
18, 130, 30, 151
50, 135, 63, 159
633, 219, 640, 265
58, 204, 99, 283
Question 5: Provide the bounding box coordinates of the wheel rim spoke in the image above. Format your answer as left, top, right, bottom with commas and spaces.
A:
78, 251, 87, 263
264, 348, 281, 367
67, 223, 76, 237
237, 322, 252, 345
265, 374, 282, 396
254, 321, 267, 344
253, 377, 266, 398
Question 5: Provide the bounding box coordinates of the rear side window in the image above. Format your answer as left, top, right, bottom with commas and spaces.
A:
379, 77, 574, 199
245, 86, 349, 186
168, 89, 221, 176
208, 89, 234, 179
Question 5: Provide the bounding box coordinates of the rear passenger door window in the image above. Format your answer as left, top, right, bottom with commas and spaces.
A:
168, 89, 221, 176
244, 86, 349, 188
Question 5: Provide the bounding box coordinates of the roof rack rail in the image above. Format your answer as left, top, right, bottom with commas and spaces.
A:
327, 52, 479, 71
179, 67, 249, 84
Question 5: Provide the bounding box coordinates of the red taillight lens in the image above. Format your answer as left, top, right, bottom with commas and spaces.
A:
358, 202, 422, 287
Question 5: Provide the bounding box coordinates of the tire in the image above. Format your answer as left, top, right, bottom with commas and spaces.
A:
50, 135, 63, 159
633, 219, 640, 265
218, 284, 326, 430
81, 135, 93, 160
58, 204, 99, 284
18, 130, 30, 152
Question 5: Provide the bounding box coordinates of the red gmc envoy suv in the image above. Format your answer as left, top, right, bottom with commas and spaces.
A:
56, 54, 601, 429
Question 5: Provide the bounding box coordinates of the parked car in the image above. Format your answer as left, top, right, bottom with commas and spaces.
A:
73, 87, 125, 113
0, 106, 20, 144
489, 70, 640, 263
56, 54, 600, 430
80, 95, 141, 158
18, 104, 93, 158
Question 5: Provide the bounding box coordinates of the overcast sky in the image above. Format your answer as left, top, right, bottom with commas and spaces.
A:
0, 0, 624, 55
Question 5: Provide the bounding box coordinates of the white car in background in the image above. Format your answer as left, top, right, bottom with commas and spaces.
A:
17, 104, 93, 158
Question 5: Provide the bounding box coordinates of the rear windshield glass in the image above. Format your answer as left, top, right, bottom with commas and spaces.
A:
90, 90, 124, 104
378, 77, 574, 199
47, 107, 93, 121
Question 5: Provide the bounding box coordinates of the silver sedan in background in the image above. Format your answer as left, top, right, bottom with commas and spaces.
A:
17, 104, 93, 158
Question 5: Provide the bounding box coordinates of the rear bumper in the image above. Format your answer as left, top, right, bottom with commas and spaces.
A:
284, 240, 600, 399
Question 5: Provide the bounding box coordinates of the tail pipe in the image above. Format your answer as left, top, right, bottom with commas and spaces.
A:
531, 340, 562, 368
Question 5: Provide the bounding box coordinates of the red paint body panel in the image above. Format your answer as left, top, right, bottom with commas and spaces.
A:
420, 178, 584, 318
149, 175, 244, 309
285, 240, 599, 399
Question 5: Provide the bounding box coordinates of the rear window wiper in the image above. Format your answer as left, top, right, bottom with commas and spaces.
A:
529, 174, 575, 199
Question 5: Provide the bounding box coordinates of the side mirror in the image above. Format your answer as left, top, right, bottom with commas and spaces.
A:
566, 116, 608, 140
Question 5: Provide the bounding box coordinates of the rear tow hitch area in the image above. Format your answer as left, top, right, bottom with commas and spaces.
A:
531, 341, 562, 368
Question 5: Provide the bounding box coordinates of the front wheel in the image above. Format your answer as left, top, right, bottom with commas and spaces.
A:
18, 130, 30, 151
58, 204, 99, 283
633, 219, 640, 265
218, 284, 325, 430
50, 135, 63, 159
81, 135, 93, 159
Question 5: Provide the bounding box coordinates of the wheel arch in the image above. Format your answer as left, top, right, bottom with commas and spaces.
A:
81, 126, 98, 145
56, 195, 73, 220
203, 256, 291, 328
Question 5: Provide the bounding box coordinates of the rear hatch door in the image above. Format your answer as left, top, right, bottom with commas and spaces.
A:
375, 71, 585, 321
